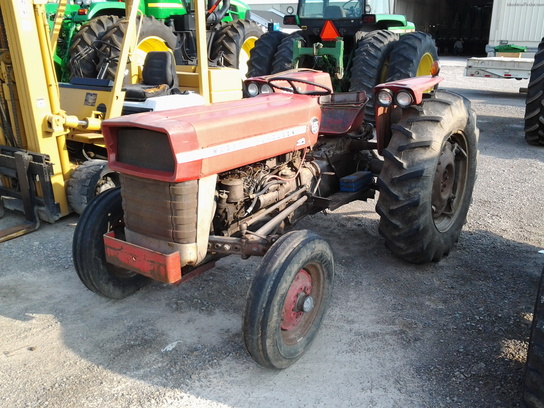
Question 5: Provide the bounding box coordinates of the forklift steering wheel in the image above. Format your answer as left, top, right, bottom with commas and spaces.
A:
268, 77, 333, 96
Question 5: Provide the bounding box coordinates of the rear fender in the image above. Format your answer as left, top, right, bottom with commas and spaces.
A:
374, 76, 443, 154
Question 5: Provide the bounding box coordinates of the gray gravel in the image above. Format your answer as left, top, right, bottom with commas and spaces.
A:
1, 57, 543, 408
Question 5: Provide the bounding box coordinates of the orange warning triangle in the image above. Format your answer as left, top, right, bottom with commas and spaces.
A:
320, 20, 340, 41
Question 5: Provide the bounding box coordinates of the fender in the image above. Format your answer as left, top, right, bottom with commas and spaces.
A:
374, 75, 444, 154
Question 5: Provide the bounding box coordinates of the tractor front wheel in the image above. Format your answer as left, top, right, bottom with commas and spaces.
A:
72, 187, 151, 299
210, 19, 263, 78
97, 16, 178, 83
243, 230, 334, 369
349, 29, 399, 123
385, 31, 438, 81
376, 90, 478, 263
247, 31, 287, 77
524, 39, 544, 146
524, 267, 544, 407
68, 15, 119, 79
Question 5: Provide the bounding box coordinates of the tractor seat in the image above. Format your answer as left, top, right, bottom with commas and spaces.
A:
318, 92, 368, 135
323, 6, 346, 18
124, 51, 181, 101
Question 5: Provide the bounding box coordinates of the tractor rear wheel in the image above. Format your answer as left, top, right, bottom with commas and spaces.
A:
376, 90, 478, 263
524, 39, 544, 146
210, 19, 263, 78
349, 30, 399, 123
243, 230, 334, 369
271, 31, 304, 74
67, 159, 118, 215
72, 187, 151, 299
97, 16, 178, 83
524, 267, 544, 407
247, 31, 287, 77
68, 15, 119, 79
385, 31, 438, 81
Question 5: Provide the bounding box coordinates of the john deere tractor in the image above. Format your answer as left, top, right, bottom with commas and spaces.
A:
46, 0, 262, 82
247, 0, 437, 122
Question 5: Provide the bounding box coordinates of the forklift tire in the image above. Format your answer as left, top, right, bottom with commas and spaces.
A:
67, 159, 118, 215
376, 90, 478, 264
247, 31, 287, 77
524, 267, 544, 408
271, 31, 304, 74
385, 31, 438, 82
68, 15, 119, 79
97, 16, 178, 83
349, 30, 400, 123
210, 19, 263, 78
72, 187, 151, 299
243, 230, 334, 369
524, 39, 544, 146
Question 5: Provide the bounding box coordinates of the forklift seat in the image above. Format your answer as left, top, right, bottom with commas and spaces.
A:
124, 51, 181, 101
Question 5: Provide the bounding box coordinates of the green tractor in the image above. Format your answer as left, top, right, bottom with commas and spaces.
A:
247, 0, 437, 122
46, 0, 262, 82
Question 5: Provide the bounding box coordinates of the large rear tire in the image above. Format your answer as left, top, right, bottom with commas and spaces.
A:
210, 19, 263, 78
67, 159, 118, 215
349, 30, 399, 123
376, 90, 478, 263
68, 15, 119, 79
247, 31, 287, 77
72, 187, 150, 299
271, 31, 304, 74
524, 267, 544, 407
97, 16, 178, 83
524, 39, 544, 146
385, 31, 438, 81
243, 230, 334, 369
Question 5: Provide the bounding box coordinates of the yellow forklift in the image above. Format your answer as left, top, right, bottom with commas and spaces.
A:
0, 0, 243, 242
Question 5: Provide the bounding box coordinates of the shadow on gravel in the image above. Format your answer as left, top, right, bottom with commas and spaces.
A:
1, 208, 542, 407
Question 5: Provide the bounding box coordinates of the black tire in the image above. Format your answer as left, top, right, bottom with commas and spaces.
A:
271, 31, 304, 74
385, 31, 438, 82
72, 187, 150, 299
68, 15, 119, 79
67, 159, 119, 215
376, 90, 478, 263
97, 16, 178, 83
524, 38, 544, 146
243, 230, 334, 369
524, 267, 544, 408
210, 19, 263, 77
349, 30, 400, 123
247, 31, 287, 77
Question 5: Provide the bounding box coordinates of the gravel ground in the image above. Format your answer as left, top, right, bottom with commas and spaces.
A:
1, 57, 543, 408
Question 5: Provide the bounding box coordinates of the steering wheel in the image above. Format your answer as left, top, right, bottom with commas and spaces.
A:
268, 77, 332, 96
342, 0, 362, 16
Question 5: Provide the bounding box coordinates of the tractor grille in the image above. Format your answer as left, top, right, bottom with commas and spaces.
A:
120, 174, 198, 244
117, 128, 175, 173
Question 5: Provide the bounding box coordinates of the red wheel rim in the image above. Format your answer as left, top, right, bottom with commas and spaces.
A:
281, 269, 313, 331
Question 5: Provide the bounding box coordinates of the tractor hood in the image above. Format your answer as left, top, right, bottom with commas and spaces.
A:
102, 93, 322, 182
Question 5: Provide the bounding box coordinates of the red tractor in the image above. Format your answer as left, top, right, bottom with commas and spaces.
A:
73, 68, 478, 369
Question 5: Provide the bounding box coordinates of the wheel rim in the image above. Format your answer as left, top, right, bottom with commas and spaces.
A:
432, 132, 469, 232
239, 36, 259, 77
281, 263, 324, 346
416, 52, 435, 76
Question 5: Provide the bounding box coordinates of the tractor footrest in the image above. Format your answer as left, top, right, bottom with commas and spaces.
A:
104, 232, 182, 284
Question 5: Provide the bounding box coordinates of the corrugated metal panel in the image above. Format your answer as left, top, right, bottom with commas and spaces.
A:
488, 0, 544, 48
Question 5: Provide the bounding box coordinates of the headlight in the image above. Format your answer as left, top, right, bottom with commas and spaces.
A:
261, 84, 273, 94
247, 82, 259, 97
377, 89, 393, 107
396, 91, 413, 107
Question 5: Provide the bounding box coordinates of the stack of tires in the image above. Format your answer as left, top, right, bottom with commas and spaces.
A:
524, 38, 544, 146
